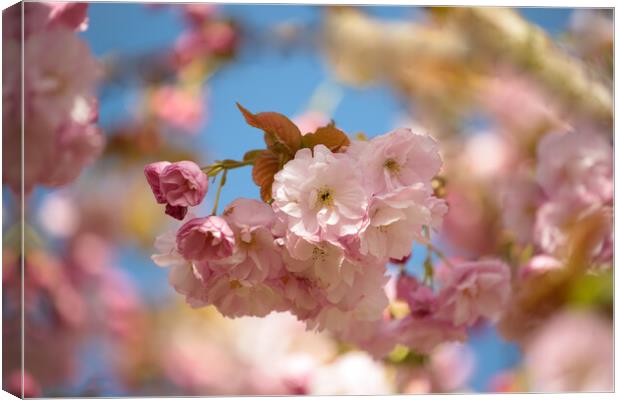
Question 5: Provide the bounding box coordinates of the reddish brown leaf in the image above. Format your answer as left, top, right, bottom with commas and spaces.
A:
252, 150, 280, 202
301, 123, 351, 153
237, 103, 302, 156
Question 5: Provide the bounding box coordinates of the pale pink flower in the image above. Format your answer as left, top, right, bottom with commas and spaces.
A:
281, 234, 345, 292
437, 260, 511, 326
272, 145, 367, 242
524, 310, 612, 392
158, 161, 209, 207
536, 131, 612, 205
350, 128, 442, 195
359, 185, 446, 260
306, 261, 389, 334
214, 198, 284, 284
150, 86, 204, 133
176, 216, 235, 262
151, 226, 208, 304
198, 273, 288, 317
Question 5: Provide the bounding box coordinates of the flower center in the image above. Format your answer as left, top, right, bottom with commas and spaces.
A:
317, 187, 334, 207
229, 279, 242, 289
384, 158, 400, 174
312, 246, 328, 262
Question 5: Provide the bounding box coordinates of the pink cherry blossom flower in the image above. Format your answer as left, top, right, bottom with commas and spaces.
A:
176, 216, 235, 262
306, 260, 389, 335
198, 272, 288, 317
158, 161, 209, 207
25, 28, 102, 127
272, 145, 367, 242
350, 128, 442, 195
152, 226, 208, 303
144, 161, 172, 204
359, 185, 446, 260
524, 310, 612, 392
281, 234, 345, 292
437, 260, 511, 326
213, 198, 284, 284
536, 131, 612, 205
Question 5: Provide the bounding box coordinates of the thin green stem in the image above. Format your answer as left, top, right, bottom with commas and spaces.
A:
211, 169, 227, 215
421, 238, 455, 268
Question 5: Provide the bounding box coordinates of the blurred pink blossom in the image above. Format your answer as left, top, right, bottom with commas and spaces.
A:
536, 131, 612, 205
437, 260, 511, 326
524, 310, 613, 392
430, 342, 475, 392
150, 86, 205, 133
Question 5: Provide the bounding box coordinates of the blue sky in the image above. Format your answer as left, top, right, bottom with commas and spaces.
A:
74, 4, 574, 394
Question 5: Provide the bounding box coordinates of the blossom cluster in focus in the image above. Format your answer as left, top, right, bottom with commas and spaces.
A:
145, 105, 512, 356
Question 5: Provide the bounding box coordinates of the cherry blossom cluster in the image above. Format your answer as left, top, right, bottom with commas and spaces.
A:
145, 107, 512, 355
3, 3, 104, 193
